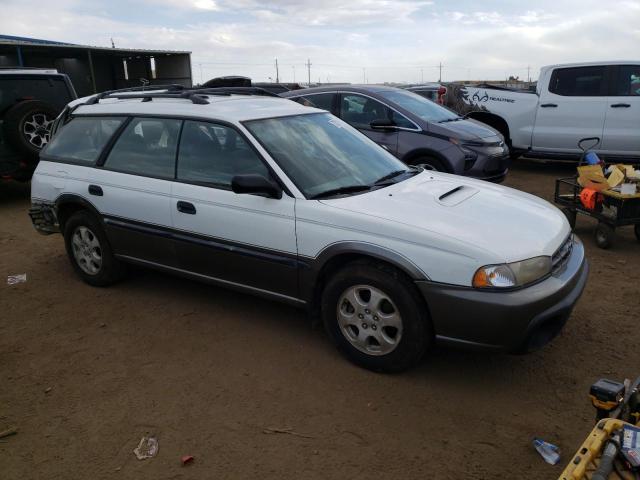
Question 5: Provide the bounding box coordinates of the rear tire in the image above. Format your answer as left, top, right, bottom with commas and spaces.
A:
321, 261, 431, 373
594, 222, 615, 249
63, 211, 126, 286
2, 100, 58, 161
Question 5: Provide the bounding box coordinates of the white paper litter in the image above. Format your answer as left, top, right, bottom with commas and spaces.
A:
7, 274, 27, 285
133, 436, 158, 460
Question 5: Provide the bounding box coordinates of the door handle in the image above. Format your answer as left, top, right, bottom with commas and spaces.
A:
611, 103, 631, 108
88, 185, 103, 196
177, 201, 196, 215
540, 103, 557, 108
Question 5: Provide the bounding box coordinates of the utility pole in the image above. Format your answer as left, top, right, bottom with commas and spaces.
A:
363, 67, 366, 84
527, 65, 531, 84
275, 58, 279, 83
438, 62, 442, 82
306, 58, 312, 86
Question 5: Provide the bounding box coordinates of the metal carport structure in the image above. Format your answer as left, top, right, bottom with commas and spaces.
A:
0, 35, 192, 96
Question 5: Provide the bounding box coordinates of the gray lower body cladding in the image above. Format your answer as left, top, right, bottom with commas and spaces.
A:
416, 237, 588, 352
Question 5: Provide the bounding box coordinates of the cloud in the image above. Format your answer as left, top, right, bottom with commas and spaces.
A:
0, 0, 637, 84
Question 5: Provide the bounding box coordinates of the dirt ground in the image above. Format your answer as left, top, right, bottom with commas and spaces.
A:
1, 160, 639, 479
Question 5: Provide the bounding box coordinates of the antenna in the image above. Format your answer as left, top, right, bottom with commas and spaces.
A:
111, 37, 115, 48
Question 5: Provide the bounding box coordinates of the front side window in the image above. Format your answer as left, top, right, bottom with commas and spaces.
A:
245, 113, 409, 198
340, 94, 392, 129
43, 116, 124, 164
294, 93, 335, 112
615, 65, 640, 96
548, 66, 606, 96
177, 120, 269, 187
104, 117, 181, 179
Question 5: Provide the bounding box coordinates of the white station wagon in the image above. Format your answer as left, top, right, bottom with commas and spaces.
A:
29, 87, 589, 372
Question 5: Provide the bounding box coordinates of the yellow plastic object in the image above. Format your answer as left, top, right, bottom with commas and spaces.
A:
559, 418, 636, 480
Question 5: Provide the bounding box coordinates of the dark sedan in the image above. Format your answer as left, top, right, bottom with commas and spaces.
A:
280, 85, 510, 182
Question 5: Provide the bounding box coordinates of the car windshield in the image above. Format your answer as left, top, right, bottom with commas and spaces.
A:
378, 90, 459, 123
244, 113, 410, 198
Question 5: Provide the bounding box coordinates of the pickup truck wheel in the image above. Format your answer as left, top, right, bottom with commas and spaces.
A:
410, 156, 446, 173
561, 207, 576, 230
63, 211, 126, 287
321, 261, 431, 373
2, 100, 58, 161
594, 222, 615, 249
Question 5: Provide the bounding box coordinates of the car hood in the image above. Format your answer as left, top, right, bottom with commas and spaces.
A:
431, 118, 500, 141
319, 171, 570, 263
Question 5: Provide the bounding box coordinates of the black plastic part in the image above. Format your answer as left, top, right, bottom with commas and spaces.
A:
231, 174, 282, 199
176, 201, 196, 215
590, 379, 625, 405
88, 185, 103, 196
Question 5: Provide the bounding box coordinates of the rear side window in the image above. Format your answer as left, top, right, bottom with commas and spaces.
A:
548, 66, 606, 96
177, 120, 269, 187
293, 93, 335, 111
104, 117, 181, 179
615, 65, 640, 96
43, 116, 124, 164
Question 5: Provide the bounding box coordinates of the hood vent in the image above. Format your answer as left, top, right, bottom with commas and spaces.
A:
436, 185, 479, 206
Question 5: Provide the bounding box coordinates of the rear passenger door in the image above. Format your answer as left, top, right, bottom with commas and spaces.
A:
338, 93, 398, 154
533, 66, 608, 153
92, 116, 181, 266
171, 120, 298, 298
602, 64, 640, 156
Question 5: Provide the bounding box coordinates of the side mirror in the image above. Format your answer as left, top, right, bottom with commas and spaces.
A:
231, 174, 282, 199
369, 119, 397, 131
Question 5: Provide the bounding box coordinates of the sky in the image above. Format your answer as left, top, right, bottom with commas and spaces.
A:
1, 0, 639, 84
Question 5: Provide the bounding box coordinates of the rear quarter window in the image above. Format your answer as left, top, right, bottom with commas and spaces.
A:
0, 76, 74, 114
42, 116, 125, 164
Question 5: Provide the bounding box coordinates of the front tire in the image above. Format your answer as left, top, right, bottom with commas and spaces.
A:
321, 261, 431, 373
410, 156, 447, 173
63, 211, 125, 286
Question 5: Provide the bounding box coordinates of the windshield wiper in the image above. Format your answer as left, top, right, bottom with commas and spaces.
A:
310, 185, 371, 199
373, 169, 408, 185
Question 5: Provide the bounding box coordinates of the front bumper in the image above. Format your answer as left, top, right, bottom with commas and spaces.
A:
416, 236, 589, 353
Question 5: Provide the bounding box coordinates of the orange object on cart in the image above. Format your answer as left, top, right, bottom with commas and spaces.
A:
579, 188, 602, 211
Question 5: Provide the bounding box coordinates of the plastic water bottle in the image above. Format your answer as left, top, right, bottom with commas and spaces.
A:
533, 438, 561, 465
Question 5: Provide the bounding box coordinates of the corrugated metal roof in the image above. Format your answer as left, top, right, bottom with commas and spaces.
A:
0, 34, 191, 54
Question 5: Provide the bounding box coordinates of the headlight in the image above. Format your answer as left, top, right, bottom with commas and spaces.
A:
472, 256, 552, 289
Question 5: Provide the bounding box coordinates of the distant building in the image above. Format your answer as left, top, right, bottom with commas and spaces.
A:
0, 35, 192, 96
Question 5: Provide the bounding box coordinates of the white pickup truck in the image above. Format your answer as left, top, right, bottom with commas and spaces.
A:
446, 61, 640, 161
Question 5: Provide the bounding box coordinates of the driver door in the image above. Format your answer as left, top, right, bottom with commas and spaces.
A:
170, 120, 298, 298
338, 93, 398, 155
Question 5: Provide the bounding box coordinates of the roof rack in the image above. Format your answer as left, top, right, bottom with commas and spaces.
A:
192, 86, 280, 97
100, 92, 211, 104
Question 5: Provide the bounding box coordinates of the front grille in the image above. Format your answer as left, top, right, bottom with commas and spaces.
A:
551, 235, 573, 274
